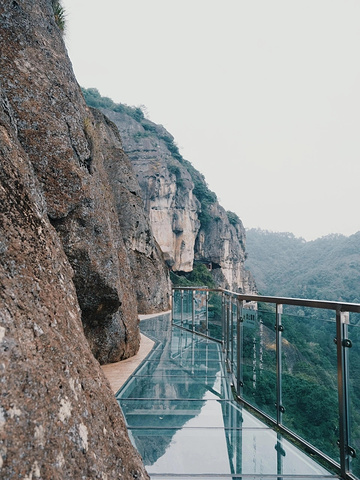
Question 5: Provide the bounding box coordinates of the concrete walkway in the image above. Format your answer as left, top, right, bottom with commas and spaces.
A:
101, 311, 170, 393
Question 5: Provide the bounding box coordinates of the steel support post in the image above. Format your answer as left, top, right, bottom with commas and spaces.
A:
206, 291, 209, 335
222, 293, 226, 350
230, 297, 234, 371
172, 289, 175, 324
180, 289, 184, 326
276, 304, 283, 425
336, 309, 351, 478
226, 297, 230, 362
192, 290, 195, 332
237, 300, 244, 397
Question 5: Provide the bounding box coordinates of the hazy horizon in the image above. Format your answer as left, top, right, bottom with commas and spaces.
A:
62, 0, 360, 242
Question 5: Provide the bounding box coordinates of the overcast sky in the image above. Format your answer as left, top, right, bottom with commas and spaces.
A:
62, 0, 360, 241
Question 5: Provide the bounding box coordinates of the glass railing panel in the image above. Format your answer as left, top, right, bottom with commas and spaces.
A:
348, 313, 360, 478
207, 290, 223, 341
281, 306, 339, 462
231, 298, 238, 376
242, 302, 276, 419
193, 290, 208, 335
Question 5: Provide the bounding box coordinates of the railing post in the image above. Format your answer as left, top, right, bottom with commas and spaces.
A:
226, 296, 230, 362
206, 290, 209, 336
237, 299, 243, 397
172, 289, 175, 323
180, 289, 184, 326
230, 296, 234, 371
192, 290, 196, 331
222, 292, 226, 351
276, 304, 283, 425
336, 308, 351, 478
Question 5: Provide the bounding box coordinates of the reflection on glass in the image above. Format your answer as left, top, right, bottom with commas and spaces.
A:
242, 303, 276, 419
117, 313, 332, 478
282, 306, 339, 462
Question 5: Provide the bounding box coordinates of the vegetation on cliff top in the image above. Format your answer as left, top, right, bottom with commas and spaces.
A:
52, 0, 66, 32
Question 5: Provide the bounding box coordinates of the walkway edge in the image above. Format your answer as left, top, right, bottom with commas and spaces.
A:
101, 311, 171, 393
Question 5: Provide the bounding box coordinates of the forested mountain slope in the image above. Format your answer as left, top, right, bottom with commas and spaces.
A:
245, 229, 360, 303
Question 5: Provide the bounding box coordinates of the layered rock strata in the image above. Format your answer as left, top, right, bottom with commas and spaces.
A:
91, 109, 171, 313
103, 109, 201, 273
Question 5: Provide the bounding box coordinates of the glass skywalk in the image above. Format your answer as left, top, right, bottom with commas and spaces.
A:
116, 313, 338, 479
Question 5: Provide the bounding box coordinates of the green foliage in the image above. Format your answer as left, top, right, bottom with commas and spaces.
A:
168, 164, 181, 178
170, 264, 215, 288
142, 123, 157, 134
227, 210, 241, 226
161, 136, 183, 163
185, 167, 217, 230
81, 87, 144, 123
245, 229, 360, 302
170, 271, 193, 287
52, 0, 66, 32
245, 229, 360, 463
187, 264, 216, 288
133, 131, 150, 142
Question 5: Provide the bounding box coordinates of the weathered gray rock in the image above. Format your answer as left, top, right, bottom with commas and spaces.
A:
0, 0, 170, 363
0, 86, 149, 478
91, 108, 171, 313
102, 109, 201, 273
101, 108, 255, 292
195, 203, 257, 292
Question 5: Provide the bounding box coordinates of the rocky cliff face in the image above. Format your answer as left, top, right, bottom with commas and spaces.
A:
195, 203, 256, 293
100, 106, 255, 293
0, 0, 170, 366
0, 85, 148, 478
91, 109, 171, 313
103, 109, 201, 273
0, 0, 173, 477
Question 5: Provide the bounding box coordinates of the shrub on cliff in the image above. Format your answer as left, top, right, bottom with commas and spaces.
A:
170, 264, 215, 288
227, 210, 241, 226
81, 87, 144, 122
52, 0, 66, 32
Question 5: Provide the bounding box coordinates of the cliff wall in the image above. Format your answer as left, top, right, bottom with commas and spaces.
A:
0, 83, 148, 478
0, 0, 172, 477
100, 106, 255, 293
103, 109, 201, 273
91, 109, 171, 313
0, 0, 170, 365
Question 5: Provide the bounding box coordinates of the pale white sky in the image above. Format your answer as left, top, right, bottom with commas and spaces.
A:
62, 0, 360, 240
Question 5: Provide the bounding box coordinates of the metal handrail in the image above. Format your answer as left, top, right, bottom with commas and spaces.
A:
171, 287, 360, 480
173, 286, 360, 313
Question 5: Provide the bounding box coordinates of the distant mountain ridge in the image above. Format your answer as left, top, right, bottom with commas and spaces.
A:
245, 229, 360, 303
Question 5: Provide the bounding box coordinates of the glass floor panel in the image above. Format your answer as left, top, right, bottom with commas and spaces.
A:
119, 399, 270, 429
116, 314, 338, 479
129, 427, 332, 476
119, 375, 226, 400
